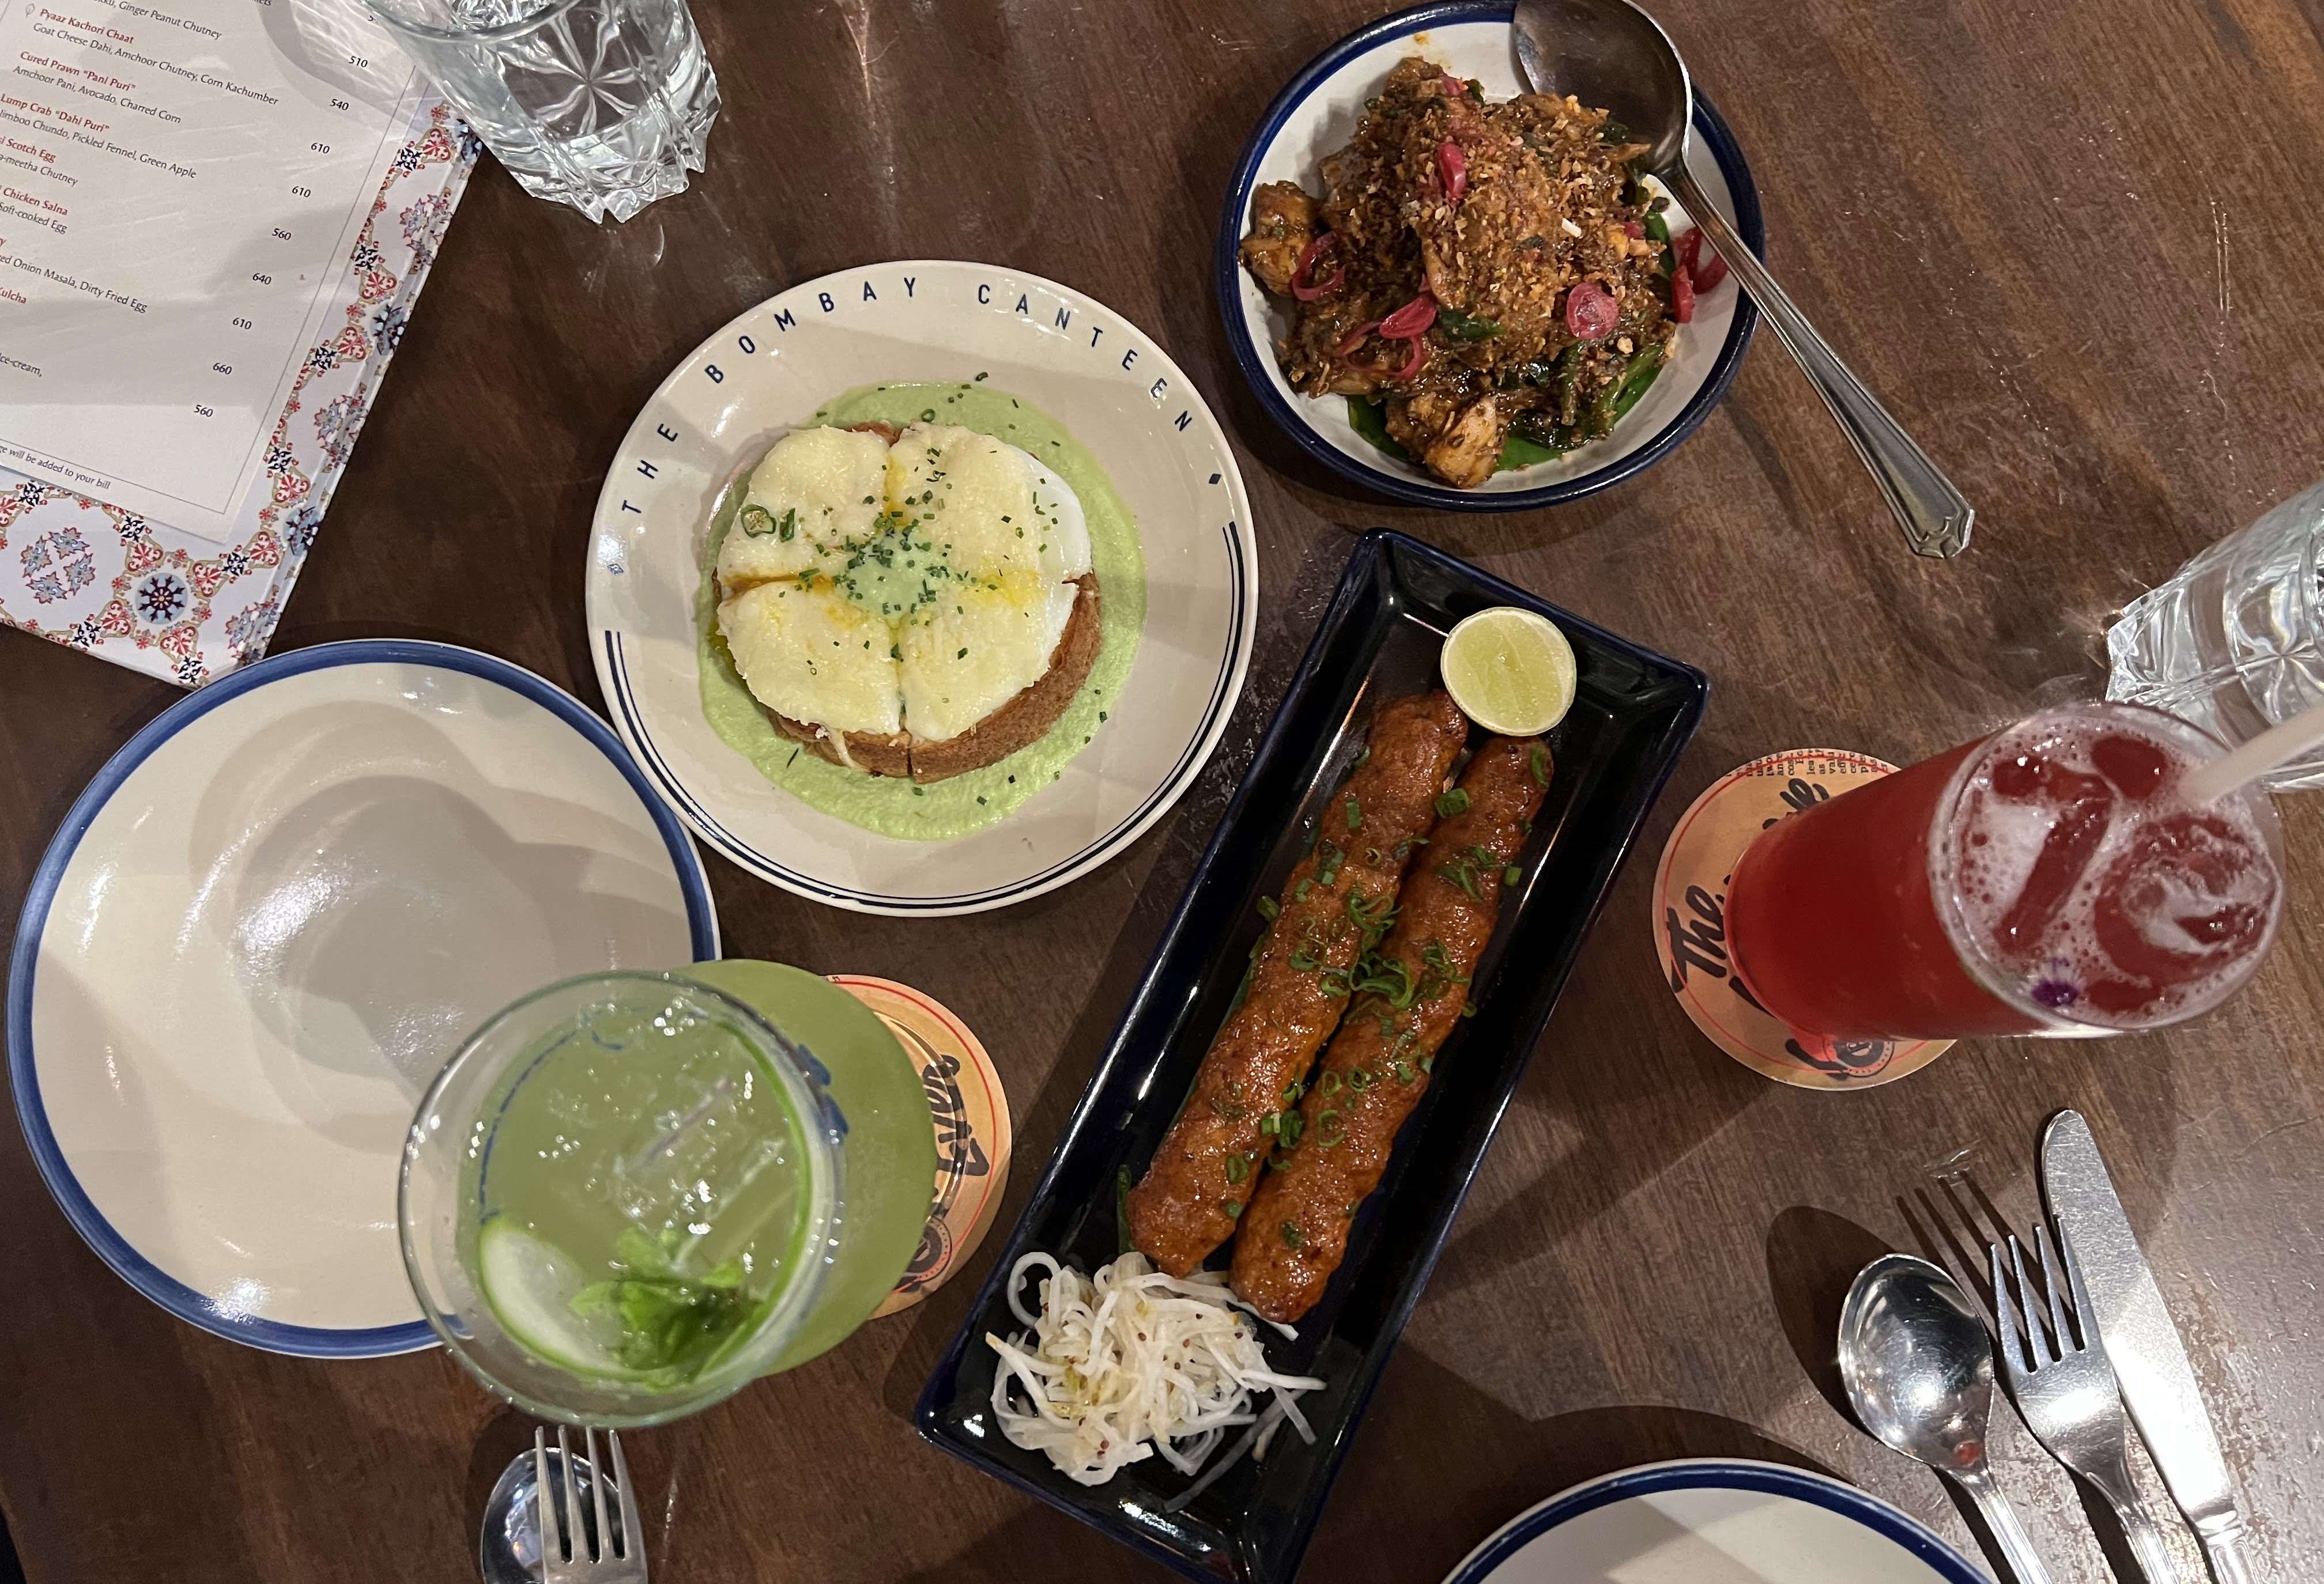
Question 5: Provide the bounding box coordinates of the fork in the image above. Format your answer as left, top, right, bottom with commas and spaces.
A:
1990, 1226, 2184, 1584
535, 1426, 647, 1583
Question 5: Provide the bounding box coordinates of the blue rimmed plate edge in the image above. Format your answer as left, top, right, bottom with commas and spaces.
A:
5, 637, 718, 1359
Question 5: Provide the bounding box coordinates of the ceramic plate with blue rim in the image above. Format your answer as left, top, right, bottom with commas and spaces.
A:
1444, 1460, 1987, 1584
585, 260, 1258, 917
7, 640, 718, 1358
1218, 1, 1763, 511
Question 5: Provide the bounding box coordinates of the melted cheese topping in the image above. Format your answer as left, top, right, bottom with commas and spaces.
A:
716, 423, 1091, 750
716, 426, 891, 591
901, 572, 1081, 743
716, 581, 902, 737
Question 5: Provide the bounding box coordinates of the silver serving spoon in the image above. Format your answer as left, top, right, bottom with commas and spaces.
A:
1512, 0, 1974, 558
1840, 1254, 2057, 1584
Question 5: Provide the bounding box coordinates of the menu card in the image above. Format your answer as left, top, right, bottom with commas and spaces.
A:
0, 0, 471, 684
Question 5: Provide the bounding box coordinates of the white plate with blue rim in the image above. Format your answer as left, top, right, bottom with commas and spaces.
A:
584, 260, 1258, 917
1444, 1460, 1988, 1584
1218, 0, 1763, 511
6, 640, 718, 1358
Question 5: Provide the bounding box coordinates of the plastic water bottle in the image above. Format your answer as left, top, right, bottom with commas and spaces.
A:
2107, 481, 2324, 791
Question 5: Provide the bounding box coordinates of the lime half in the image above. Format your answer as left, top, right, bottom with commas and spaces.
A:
1442, 607, 1576, 735
477, 1220, 644, 1383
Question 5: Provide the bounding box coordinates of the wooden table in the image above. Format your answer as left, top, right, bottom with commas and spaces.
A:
5, 0, 2322, 1578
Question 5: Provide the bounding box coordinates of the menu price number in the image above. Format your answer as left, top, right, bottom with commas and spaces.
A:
271, 228, 292, 241
231, 316, 252, 329
250, 272, 272, 285
310, 142, 331, 154
193, 403, 214, 417
290, 186, 312, 198
211, 362, 233, 375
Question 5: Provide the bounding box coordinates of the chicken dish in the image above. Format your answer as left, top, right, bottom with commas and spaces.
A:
1240, 57, 1722, 489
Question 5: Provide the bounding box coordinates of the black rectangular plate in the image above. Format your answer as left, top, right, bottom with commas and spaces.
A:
914, 530, 1708, 1583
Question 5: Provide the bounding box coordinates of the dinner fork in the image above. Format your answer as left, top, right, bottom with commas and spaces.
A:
535, 1426, 647, 1583
1990, 1226, 2184, 1584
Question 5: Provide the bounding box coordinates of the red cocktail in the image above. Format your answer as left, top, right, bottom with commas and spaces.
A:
1725, 704, 2283, 1040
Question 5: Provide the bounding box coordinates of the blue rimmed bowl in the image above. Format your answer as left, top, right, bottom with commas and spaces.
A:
8, 640, 718, 1359
1217, 0, 1763, 511
1444, 1460, 1986, 1584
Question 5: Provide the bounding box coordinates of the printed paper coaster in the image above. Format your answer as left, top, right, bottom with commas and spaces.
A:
1652, 750, 1952, 1089
830, 975, 1013, 1315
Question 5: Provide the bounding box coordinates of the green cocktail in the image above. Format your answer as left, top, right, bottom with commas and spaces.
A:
400, 967, 934, 1425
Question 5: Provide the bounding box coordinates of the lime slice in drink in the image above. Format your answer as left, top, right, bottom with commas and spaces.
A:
477, 1220, 643, 1382
1442, 607, 1576, 734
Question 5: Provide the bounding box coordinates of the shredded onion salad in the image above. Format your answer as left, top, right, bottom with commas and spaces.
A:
985, 1252, 1325, 1490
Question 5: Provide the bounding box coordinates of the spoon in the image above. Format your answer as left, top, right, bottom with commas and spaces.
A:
478, 1440, 616, 1584
1512, 0, 1974, 558
1839, 1253, 2057, 1584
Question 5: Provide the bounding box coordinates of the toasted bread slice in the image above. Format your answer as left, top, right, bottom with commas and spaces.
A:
765, 712, 914, 778
909, 573, 1101, 783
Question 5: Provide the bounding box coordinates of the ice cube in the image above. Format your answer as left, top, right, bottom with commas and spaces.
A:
1991, 766, 2114, 958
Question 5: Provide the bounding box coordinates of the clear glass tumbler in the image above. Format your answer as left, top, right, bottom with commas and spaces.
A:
2108, 479, 2324, 790
400, 971, 842, 1427
365, 0, 719, 223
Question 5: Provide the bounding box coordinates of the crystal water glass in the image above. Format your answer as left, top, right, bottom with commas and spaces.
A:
365, 0, 719, 223
2108, 479, 2324, 790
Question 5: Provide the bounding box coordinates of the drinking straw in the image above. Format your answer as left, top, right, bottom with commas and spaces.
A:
2180, 700, 2324, 804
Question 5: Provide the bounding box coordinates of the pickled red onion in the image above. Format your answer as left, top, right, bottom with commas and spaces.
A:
1379, 293, 1437, 339
1565, 279, 1618, 339
1438, 141, 1467, 205
1289, 233, 1344, 301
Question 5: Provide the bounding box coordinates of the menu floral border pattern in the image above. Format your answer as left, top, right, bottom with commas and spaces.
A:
0, 105, 478, 689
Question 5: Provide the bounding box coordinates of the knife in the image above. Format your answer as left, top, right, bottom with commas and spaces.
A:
2042, 1109, 2257, 1584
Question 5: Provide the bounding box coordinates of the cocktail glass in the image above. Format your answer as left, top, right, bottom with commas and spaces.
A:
1725, 702, 2283, 1042
399, 970, 842, 1426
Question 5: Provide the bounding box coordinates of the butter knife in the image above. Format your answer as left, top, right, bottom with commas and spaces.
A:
2041, 1109, 2256, 1584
